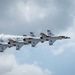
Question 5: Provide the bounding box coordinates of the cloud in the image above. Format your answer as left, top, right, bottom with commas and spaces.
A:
0, 34, 24, 42
0, 54, 17, 75
0, 54, 52, 75
0, 0, 74, 34
5, 64, 52, 75
51, 23, 75, 55
15, 0, 47, 22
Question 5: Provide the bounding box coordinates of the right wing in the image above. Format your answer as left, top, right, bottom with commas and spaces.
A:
30, 32, 36, 37
16, 43, 24, 50
49, 39, 57, 45
47, 30, 55, 36
0, 45, 8, 52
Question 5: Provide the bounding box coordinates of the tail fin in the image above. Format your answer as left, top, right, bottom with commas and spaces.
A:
8, 39, 16, 43
8, 39, 13, 42
47, 30, 55, 36
30, 32, 36, 37
40, 33, 47, 38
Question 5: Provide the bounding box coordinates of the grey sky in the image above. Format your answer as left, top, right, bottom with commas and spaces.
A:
0, 0, 74, 35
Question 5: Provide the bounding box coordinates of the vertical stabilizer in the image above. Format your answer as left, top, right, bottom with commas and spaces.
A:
40, 33, 47, 38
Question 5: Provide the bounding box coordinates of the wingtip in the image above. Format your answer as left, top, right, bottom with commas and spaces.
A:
47, 30, 50, 31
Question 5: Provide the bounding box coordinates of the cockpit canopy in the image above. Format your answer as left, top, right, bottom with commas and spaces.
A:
60, 36, 66, 38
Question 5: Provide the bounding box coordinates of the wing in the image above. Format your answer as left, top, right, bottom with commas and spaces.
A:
49, 39, 57, 45
47, 30, 55, 36
0, 45, 7, 52
31, 39, 40, 47
30, 32, 36, 37
16, 43, 23, 50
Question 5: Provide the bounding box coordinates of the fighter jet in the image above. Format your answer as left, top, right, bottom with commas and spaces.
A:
23, 32, 40, 47
0, 40, 12, 52
8, 38, 26, 50
40, 30, 70, 45
0, 30, 70, 52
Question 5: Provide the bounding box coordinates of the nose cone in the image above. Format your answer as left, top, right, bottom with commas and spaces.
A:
65, 37, 70, 39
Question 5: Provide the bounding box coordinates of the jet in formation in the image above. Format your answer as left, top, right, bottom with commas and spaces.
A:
0, 30, 70, 52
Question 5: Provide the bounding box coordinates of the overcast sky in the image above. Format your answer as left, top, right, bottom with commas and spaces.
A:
0, 0, 75, 75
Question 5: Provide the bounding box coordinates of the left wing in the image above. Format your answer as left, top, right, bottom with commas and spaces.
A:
31, 39, 40, 47
16, 43, 24, 50
0, 45, 8, 52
